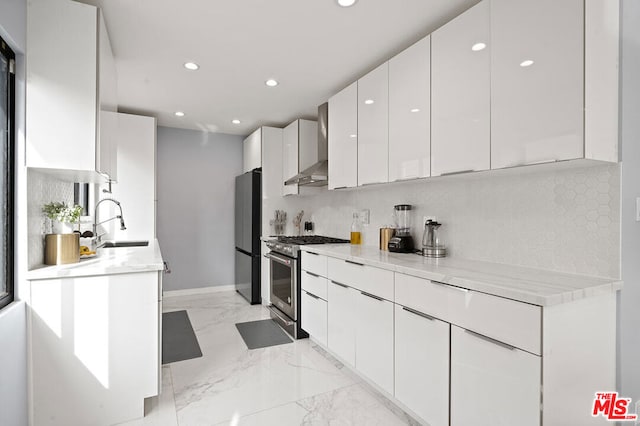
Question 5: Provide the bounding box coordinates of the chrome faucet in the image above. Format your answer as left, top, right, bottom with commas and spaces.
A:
93, 198, 126, 244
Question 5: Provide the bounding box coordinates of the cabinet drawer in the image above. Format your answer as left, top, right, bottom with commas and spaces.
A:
301, 271, 327, 301
302, 290, 327, 346
302, 251, 327, 277
328, 257, 394, 301
395, 273, 541, 355
451, 325, 541, 426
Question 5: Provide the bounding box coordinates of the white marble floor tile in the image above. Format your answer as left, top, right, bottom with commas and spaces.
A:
172, 339, 357, 425
213, 384, 408, 426
140, 290, 413, 426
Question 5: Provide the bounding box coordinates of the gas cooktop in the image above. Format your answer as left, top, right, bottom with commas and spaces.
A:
266, 235, 349, 257
275, 235, 350, 245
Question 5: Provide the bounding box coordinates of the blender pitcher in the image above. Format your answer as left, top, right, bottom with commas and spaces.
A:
388, 205, 415, 253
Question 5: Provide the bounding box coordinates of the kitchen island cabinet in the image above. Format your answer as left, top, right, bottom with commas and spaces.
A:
301, 245, 619, 425
26, 241, 164, 426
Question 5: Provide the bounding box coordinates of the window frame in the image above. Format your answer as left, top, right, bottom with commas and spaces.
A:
0, 35, 15, 311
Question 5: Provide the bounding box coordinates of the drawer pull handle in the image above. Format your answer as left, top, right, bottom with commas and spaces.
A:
331, 280, 349, 289
332, 186, 348, 190
360, 291, 384, 301
306, 251, 319, 256
402, 306, 435, 321
305, 271, 320, 278
345, 260, 364, 266
440, 169, 475, 176
464, 329, 516, 351
431, 280, 469, 293
305, 291, 321, 300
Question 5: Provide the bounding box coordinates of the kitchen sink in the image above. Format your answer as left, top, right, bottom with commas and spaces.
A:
100, 240, 149, 248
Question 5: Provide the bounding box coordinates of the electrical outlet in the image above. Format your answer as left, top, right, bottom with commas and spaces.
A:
360, 209, 370, 225
423, 216, 436, 226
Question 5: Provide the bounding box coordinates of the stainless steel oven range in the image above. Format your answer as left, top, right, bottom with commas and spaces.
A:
265, 235, 349, 339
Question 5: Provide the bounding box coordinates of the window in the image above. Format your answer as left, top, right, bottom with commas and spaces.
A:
0, 36, 15, 310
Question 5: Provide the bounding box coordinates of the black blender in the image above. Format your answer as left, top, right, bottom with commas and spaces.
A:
388, 204, 415, 253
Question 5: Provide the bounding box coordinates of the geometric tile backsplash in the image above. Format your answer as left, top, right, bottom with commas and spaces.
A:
27, 169, 74, 269
266, 162, 620, 279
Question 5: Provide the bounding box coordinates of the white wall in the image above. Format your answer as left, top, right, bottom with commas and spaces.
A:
619, 0, 640, 402
0, 0, 29, 424
268, 162, 620, 278
157, 126, 243, 291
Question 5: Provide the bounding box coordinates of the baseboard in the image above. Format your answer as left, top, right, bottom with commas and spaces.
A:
163, 285, 236, 297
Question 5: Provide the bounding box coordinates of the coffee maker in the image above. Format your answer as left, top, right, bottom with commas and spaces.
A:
388, 204, 414, 253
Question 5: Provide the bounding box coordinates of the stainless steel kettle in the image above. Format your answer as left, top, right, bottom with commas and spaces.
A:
422, 219, 447, 258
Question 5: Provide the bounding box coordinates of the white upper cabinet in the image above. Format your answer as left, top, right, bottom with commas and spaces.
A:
388, 36, 431, 181
98, 14, 118, 181
490, 0, 584, 169
111, 113, 156, 241
358, 63, 389, 186
282, 119, 317, 196
243, 128, 262, 172
282, 121, 299, 196
328, 82, 358, 190
26, 0, 117, 182
431, 1, 490, 176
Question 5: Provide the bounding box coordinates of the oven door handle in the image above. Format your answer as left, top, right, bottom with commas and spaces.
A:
265, 252, 294, 266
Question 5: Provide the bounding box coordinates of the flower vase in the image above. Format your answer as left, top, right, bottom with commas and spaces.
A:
52, 220, 75, 234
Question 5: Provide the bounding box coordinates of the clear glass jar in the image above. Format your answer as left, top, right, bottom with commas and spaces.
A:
350, 213, 362, 245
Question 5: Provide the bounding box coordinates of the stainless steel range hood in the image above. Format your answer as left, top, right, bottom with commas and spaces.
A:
284, 103, 328, 187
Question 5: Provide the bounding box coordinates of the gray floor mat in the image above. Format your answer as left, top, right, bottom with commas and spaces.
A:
235, 319, 293, 350
162, 310, 203, 364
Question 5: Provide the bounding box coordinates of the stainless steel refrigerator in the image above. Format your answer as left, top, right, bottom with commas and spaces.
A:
234, 169, 261, 304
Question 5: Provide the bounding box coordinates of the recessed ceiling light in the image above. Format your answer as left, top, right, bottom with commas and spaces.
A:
410, 108, 420, 113
184, 62, 199, 70
337, 0, 358, 7
520, 59, 534, 67
471, 42, 486, 51
232, 119, 241, 124
364, 99, 374, 105
265, 79, 279, 87
174, 111, 185, 117
350, 134, 357, 138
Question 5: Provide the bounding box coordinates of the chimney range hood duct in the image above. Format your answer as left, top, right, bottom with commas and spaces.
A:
284, 103, 328, 187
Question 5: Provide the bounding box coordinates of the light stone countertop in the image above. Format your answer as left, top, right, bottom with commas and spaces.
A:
26, 239, 164, 281
300, 244, 622, 306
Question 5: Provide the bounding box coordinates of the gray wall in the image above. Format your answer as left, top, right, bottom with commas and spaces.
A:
619, 0, 640, 402
157, 127, 243, 291
0, 0, 29, 424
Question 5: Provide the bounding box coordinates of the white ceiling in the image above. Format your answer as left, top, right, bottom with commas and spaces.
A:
79, 0, 477, 136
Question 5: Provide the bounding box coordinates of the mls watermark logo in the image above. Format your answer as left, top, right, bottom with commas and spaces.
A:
592, 392, 638, 422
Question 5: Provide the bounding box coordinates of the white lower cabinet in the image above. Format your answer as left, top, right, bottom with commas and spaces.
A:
29, 271, 160, 426
327, 280, 357, 366
450, 325, 541, 426
394, 305, 450, 426
355, 290, 394, 395
301, 290, 327, 346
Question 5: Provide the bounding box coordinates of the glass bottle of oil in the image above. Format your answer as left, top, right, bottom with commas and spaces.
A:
350, 212, 362, 245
